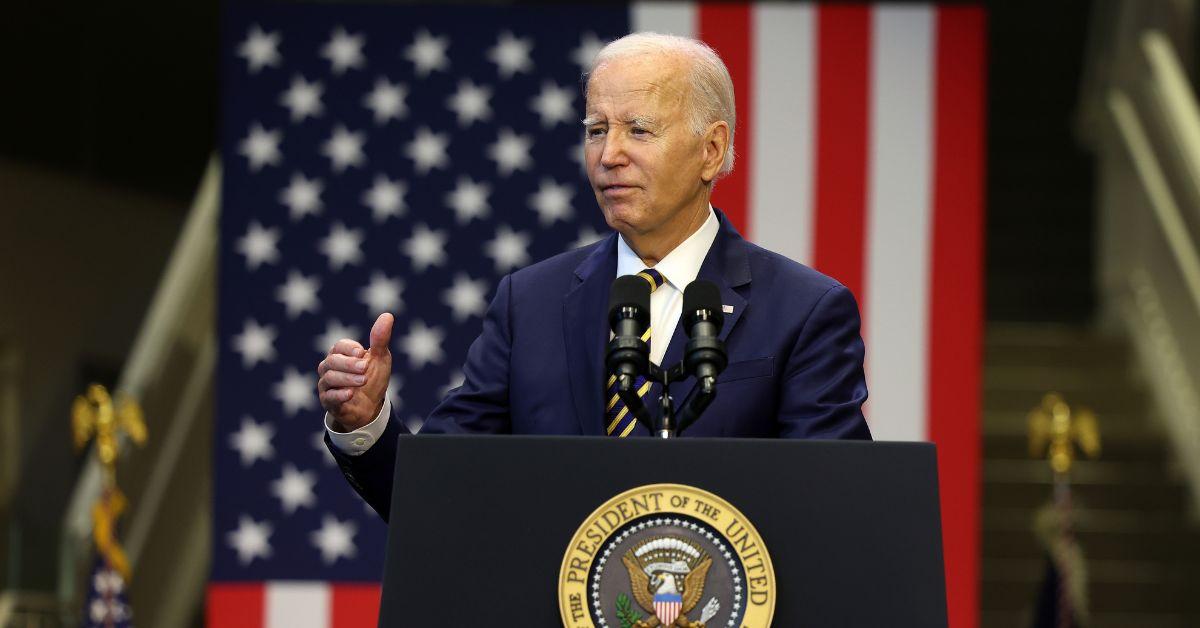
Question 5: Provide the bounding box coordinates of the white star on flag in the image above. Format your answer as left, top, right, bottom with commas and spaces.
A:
570, 141, 586, 171
311, 515, 357, 564
404, 127, 450, 174
485, 225, 531, 273
312, 430, 337, 468
571, 225, 606, 250
229, 416, 275, 466
488, 31, 533, 78
385, 374, 404, 411
238, 25, 282, 73
530, 82, 575, 127
228, 516, 273, 565
439, 370, 466, 399
273, 366, 316, 416
529, 178, 574, 225
322, 125, 367, 172
442, 273, 488, 322
239, 123, 283, 171
363, 78, 408, 124
271, 463, 318, 514
446, 79, 492, 127
318, 222, 365, 270
359, 272, 404, 314
321, 27, 366, 74
401, 224, 448, 272
445, 176, 491, 224
276, 270, 320, 318
314, 319, 362, 356
279, 173, 324, 220
236, 221, 281, 270
362, 175, 406, 222
572, 32, 604, 72
487, 128, 533, 177
400, 320, 445, 368
405, 29, 450, 76
279, 75, 324, 122
232, 319, 278, 368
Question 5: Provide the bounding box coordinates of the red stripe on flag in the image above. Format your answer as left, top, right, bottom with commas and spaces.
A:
207, 583, 265, 628
929, 7, 985, 628
812, 5, 872, 311
331, 584, 382, 628
698, 3, 752, 235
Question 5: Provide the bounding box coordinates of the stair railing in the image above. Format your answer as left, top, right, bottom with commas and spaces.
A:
1080, 1, 1200, 517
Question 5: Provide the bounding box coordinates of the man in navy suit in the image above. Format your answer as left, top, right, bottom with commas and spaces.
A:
317, 33, 871, 519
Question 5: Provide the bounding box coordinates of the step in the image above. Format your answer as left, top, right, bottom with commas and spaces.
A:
984, 387, 1152, 417
983, 559, 1200, 613
984, 480, 1186, 512
983, 610, 1200, 628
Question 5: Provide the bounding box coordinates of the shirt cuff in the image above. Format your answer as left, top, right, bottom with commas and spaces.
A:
325, 397, 391, 456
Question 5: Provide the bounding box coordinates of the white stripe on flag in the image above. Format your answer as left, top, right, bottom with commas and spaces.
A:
632, 2, 697, 37
864, 5, 935, 441
749, 3, 816, 263
266, 582, 330, 628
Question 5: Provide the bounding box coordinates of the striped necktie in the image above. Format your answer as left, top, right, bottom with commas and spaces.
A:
606, 268, 664, 437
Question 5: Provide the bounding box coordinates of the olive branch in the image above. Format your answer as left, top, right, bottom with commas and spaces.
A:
615, 593, 642, 628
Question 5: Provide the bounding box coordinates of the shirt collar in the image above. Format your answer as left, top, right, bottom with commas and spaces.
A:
615, 205, 719, 290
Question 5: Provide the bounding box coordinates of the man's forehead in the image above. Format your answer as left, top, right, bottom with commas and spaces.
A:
585, 58, 688, 114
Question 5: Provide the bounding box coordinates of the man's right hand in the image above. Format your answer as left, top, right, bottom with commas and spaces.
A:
318, 312, 393, 432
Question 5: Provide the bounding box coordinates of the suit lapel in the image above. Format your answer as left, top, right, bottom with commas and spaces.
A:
563, 235, 618, 435
661, 209, 751, 410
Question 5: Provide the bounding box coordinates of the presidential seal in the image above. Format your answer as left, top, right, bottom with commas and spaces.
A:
559, 484, 775, 627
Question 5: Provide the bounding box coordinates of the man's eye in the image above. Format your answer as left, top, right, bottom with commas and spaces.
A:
586, 127, 606, 138
631, 127, 649, 136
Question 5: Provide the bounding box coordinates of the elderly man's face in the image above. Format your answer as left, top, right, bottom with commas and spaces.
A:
583, 55, 710, 240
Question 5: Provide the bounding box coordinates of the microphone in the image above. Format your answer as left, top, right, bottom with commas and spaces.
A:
682, 280, 727, 382
606, 275, 652, 382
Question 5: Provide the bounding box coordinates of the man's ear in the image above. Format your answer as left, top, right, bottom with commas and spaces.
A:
699, 121, 730, 184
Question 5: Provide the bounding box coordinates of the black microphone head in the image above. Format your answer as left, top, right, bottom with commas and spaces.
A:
608, 275, 651, 328
682, 280, 724, 333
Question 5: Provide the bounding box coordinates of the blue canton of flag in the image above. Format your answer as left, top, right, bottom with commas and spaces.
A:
83, 557, 133, 628
213, 0, 626, 606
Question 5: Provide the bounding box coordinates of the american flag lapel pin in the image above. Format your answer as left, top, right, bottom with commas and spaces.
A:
722, 305, 734, 314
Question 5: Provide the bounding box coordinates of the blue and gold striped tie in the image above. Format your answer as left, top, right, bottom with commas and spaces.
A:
606, 268, 664, 437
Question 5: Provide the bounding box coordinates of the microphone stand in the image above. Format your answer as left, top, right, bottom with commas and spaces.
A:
674, 375, 717, 435
614, 362, 692, 438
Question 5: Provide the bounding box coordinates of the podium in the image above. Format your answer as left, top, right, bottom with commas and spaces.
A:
379, 435, 947, 627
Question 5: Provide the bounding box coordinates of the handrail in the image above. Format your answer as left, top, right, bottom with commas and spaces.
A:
57, 156, 220, 609
1108, 89, 1200, 316
1142, 31, 1200, 212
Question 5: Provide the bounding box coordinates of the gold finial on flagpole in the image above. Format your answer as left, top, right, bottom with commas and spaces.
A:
71, 383, 147, 581
1028, 392, 1101, 475
71, 384, 147, 487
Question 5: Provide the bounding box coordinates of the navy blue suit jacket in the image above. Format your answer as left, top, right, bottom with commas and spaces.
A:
328, 210, 871, 520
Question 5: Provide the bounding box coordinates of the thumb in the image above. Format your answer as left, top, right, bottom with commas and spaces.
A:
369, 313, 394, 357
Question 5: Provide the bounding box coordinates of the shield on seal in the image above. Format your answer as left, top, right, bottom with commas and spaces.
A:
654, 592, 682, 626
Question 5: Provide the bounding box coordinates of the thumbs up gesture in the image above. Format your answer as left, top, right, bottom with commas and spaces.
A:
318, 313, 393, 432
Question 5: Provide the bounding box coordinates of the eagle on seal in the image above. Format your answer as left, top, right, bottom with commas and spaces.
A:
620, 537, 714, 627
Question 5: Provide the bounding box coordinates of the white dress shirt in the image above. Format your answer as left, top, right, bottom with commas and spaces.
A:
326, 206, 719, 455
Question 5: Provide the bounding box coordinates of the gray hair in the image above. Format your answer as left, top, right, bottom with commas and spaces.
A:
586, 32, 736, 176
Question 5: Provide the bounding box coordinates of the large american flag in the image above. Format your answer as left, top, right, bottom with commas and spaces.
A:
213, 3, 984, 628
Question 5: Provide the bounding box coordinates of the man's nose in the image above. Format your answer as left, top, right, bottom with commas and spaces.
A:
599, 133, 628, 168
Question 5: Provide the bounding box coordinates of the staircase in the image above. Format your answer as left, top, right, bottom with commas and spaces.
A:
981, 324, 1200, 628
